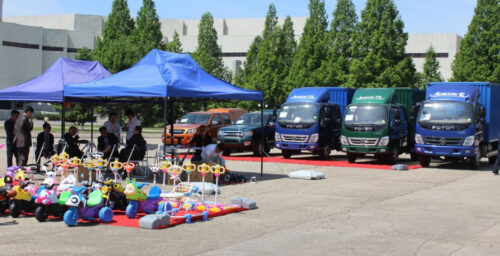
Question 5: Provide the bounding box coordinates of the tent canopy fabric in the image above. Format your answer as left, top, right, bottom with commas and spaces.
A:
65, 49, 263, 102
0, 58, 111, 102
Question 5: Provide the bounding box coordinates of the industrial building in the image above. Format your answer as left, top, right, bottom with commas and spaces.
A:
0, 7, 462, 95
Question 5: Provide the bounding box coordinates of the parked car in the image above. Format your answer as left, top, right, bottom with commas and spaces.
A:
217, 110, 276, 156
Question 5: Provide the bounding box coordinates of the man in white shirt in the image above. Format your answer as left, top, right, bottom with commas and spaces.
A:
201, 143, 226, 167
103, 111, 122, 142
124, 109, 140, 142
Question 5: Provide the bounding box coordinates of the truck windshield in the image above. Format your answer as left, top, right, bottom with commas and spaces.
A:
278, 104, 318, 125
235, 113, 268, 126
179, 113, 211, 124
344, 105, 387, 125
418, 102, 473, 126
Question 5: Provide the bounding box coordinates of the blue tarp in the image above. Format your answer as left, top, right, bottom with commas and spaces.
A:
0, 57, 111, 102
65, 49, 263, 102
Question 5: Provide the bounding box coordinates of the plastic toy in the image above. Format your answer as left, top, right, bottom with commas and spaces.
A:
0, 176, 14, 213
63, 186, 113, 227
110, 160, 123, 182
182, 163, 196, 183
101, 179, 127, 210
159, 161, 171, 191
93, 158, 107, 183
8, 180, 38, 217
150, 165, 160, 185
82, 158, 95, 184
157, 182, 208, 224
211, 164, 226, 206
34, 183, 68, 222
169, 165, 183, 188
123, 178, 161, 218
197, 163, 213, 203
123, 162, 136, 179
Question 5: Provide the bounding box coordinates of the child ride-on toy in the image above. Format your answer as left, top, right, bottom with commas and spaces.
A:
63, 186, 113, 227
123, 178, 161, 218
34, 183, 69, 222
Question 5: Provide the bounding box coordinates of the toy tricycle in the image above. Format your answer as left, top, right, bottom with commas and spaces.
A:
8, 180, 38, 217
34, 184, 69, 222
0, 176, 14, 213
123, 178, 161, 218
63, 186, 113, 227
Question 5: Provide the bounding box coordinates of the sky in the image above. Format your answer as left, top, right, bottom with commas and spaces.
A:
3, 0, 477, 36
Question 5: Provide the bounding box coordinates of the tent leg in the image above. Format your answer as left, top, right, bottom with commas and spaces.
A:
163, 98, 167, 160
260, 100, 264, 177
170, 100, 175, 162
90, 104, 94, 154
61, 101, 66, 139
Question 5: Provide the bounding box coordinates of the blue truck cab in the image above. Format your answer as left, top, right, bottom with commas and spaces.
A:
415, 82, 500, 169
275, 87, 355, 159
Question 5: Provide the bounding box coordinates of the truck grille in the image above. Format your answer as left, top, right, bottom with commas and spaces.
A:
222, 131, 243, 137
282, 134, 308, 143
424, 136, 462, 146
348, 137, 379, 146
173, 129, 186, 134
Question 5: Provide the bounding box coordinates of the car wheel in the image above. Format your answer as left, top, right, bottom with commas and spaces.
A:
347, 153, 356, 163
419, 155, 431, 167
282, 150, 292, 159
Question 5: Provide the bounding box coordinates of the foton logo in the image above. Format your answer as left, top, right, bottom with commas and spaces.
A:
287, 124, 304, 129
290, 95, 315, 100
356, 96, 384, 100
354, 126, 373, 131
432, 125, 455, 130
431, 92, 468, 98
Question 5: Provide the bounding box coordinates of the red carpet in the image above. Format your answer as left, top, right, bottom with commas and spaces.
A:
101, 207, 249, 229
175, 154, 421, 170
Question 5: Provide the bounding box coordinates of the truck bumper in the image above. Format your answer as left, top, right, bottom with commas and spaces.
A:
414, 144, 475, 157
164, 135, 193, 146
220, 139, 253, 150
342, 145, 390, 154
275, 142, 318, 151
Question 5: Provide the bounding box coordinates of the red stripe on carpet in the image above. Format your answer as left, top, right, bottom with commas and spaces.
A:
174, 154, 420, 170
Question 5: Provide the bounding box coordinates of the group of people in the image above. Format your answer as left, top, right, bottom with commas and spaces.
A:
3, 108, 147, 167
190, 125, 225, 167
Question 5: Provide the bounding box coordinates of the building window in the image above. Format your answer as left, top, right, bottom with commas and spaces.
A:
221, 52, 247, 57
67, 48, 80, 53
2, 41, 39, 49
406, 52, 448, 58
42, 46, 64, 52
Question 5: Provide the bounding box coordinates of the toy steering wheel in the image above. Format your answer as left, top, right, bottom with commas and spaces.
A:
59, 152, 69, 161
122, 162, 136, 174
170, 165, 183, 177
93, 158, 108, 170
211, 164, 226, 177
159, 161, 171, 173
110, 160, 123, 173
60, 160, 71, 170
182, 163, 196, 174
69, 157, 81, 168
197, 163, 213, 177
82, 160, 94, 170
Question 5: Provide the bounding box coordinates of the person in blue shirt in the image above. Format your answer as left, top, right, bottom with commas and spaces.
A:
493, 133, 500, 175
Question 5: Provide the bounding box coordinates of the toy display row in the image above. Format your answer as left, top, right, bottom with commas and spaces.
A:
1, 152, 241, 227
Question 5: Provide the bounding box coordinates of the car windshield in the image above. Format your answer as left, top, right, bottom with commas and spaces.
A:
235, 114, 268, 126
418, 102, 473, 124
179, 113, 211, 124
277, 104, 318, 124
344, 105, 388, 125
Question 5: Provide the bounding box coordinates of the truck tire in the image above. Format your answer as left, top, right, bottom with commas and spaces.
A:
282, 150, 293, 159
419, 155, 431, 167
347, 153, 356, 163
222, 148, 231, 156
489, 156, 497, 165
318, 145, 331, 160
469, 151, 481, 169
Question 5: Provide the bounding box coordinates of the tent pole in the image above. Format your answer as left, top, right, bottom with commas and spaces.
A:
163, 98, 167, 160
90, 104, 94, 154
260, 100, 264, 177
170, 99, 174, 146
61, 100, 66, 139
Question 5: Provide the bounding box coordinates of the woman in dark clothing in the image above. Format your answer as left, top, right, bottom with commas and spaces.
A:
119, 126, 146, 162
190, 126, 213, 161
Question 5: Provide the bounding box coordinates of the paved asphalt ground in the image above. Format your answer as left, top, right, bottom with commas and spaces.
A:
1, 130, 499, 256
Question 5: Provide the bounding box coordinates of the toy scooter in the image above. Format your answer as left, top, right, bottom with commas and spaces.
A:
123, 178, 161, 218
8, 180, 38, 217
34, 183, 68, 222
63, 186, 113, 227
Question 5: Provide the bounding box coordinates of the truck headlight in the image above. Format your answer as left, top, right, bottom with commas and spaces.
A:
341, 135, 348, 145
275, 132, 281, 142
463, 136, 475, 146
187, 128, 196, 134
244, 131, 253, 137
309, 133, 319, 143
415, 134, 424, 144
378, 136, 389, 146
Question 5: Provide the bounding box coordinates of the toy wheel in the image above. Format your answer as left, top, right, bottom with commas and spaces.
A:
63, 209, 78, 227
9, 201, 21, 218
126, 203, 137, 219
99, 207, 113, 223
35, 206, 48, 222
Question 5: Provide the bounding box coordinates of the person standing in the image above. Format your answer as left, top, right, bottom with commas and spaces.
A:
4, 110, 20, 167
103, 111, 122, 142
13, 106, 34, 166
124, 109, 140, 142
35, 122, 55, 164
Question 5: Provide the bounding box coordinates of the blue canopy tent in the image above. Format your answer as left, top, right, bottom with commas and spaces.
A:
66, 50, 266, 175
0, 57, 111, 138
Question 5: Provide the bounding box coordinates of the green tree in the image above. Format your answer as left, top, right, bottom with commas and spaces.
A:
132, 0, 166, 56
75, 47, 92, 61
192, 12, 231, 82
93, 0, 137, 73
314, 0, 357, 86
348, 0, 416, 88
285, 0, 328, 91
419, 46, 443, 87
167, 31, 183, 53
452, 0, 499, 83
233, 36, 262, 88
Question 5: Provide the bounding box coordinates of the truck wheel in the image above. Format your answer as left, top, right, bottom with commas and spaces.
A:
318, 145, 331, 160
469, 151, 481, 169
419, 155, 431, 167
347, 153, 356, 163
489, 156, 497, 165
222, 148, 231, 156
282, 150, 292, 159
